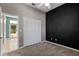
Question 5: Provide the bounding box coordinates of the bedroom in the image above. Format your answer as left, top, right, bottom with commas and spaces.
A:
0, 3, 79, 56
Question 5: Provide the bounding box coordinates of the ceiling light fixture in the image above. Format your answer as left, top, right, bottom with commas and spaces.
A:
37, 3, 51, 9
45, 3, 50, 6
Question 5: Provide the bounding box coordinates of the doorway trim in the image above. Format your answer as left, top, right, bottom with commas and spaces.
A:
2, 13, 19, 55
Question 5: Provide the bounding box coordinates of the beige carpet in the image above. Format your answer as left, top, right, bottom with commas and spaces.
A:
4, 41, 79, 56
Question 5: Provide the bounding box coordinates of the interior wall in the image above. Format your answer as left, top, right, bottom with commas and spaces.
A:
46, 3, 79, 49
0, 3, 46, 47
0, 6, 2, 55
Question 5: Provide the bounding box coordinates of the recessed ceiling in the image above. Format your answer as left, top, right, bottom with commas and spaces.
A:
25, 3, 65, 13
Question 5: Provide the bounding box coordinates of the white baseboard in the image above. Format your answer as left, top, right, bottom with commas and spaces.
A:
19, 41, 42, 50
3, 41, 42, 56
3, 40, 79, 56
42, 41, 79, 52
19, 40, 79, 52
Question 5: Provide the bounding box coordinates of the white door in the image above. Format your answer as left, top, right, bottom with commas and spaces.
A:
23, 17, 41, 46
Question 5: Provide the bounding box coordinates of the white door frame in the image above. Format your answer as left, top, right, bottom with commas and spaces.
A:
4, 13, 19, 39
0, 7, 4, 56
2, 13, 19, 55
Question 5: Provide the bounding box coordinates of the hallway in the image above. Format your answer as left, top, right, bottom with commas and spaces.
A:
3, 37, 18, 54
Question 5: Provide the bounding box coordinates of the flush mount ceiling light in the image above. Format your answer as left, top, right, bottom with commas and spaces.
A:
38, 3, 51, 9
31, 3, 51, 9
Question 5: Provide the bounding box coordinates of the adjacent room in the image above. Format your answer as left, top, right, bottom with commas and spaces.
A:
0, 3, 79, 56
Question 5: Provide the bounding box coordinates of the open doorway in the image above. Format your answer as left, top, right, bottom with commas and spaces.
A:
3, 14, 19, 54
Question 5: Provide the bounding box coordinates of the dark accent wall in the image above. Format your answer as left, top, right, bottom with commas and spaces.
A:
46, 3, 79, 49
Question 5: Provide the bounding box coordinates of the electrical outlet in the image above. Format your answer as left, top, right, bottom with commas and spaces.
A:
51, 37, 53, 40
55, 38, 58, 41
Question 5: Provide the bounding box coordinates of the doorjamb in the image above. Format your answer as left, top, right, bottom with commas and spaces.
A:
2, 13, 19, 55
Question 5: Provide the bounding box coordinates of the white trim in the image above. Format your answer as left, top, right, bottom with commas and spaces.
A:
3, 13, 19, 40
7, 40, 79, 55
2, 13, 19, 55
1, 14, 4, 56
3, 13, 19, 19
0, 6, 3, 56
41, 41, 79, 52
15, 41, 42, 50
4, 40, 79, 55
4, 41, 42, 54
20, 41, 79, 52
17, 16, 19, 49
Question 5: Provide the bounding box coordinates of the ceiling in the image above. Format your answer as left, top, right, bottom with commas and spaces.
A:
25, 3, 65, 13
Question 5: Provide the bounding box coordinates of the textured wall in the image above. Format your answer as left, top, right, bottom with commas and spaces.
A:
46, 3, 79, 49
0, 3, 45, 47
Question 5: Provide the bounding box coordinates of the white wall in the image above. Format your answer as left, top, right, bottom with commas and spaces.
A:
0, 7, 1, 55
23, 17, 41, 46
0, 7, 3, 55
0, 3, 46, 47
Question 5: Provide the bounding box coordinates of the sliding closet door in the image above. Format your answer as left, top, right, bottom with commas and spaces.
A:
23, 17, 41, 46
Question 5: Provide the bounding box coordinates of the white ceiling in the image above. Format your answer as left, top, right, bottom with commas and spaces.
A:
26, 3, 65, 13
